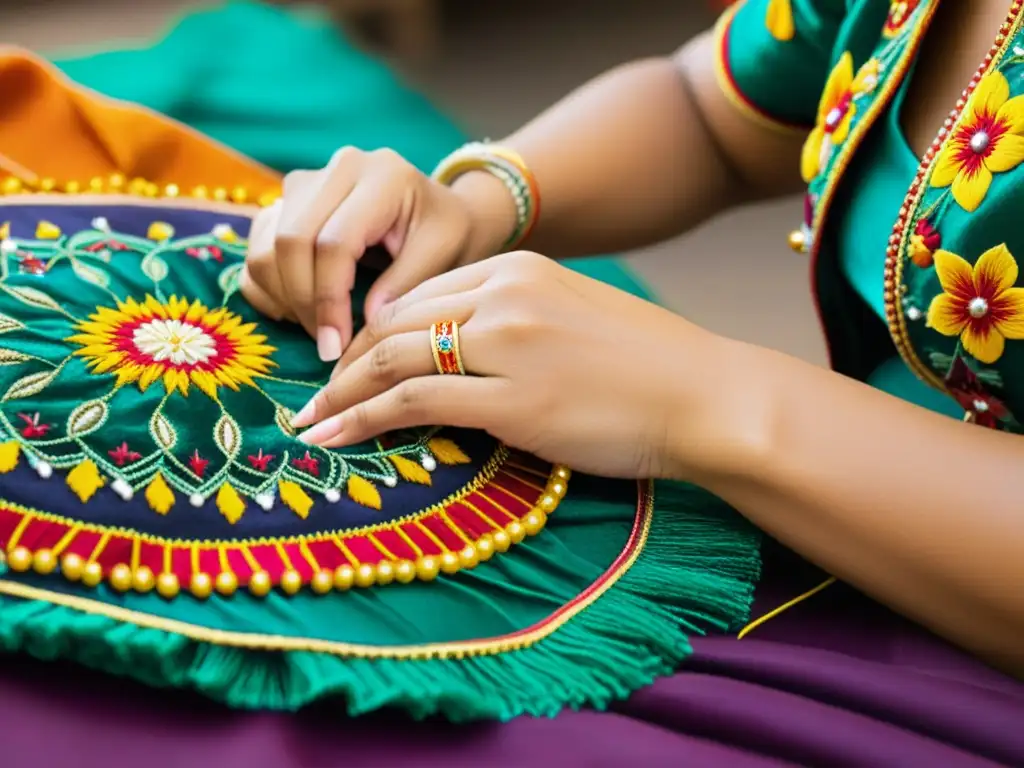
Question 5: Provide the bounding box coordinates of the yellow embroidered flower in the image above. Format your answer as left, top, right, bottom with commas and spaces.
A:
931, 71, 1024, 212
801, 54, 880, 182
765, 0, 795, 41
926, 244, 1024, 364
68, 295, 277, 398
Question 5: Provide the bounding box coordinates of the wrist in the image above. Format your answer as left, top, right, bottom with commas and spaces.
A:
449, 171, 520, 264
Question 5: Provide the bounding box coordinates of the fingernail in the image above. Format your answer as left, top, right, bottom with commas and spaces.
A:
298, 414, 344, 445
317, 326, 342, 362
291, 398, 318, 429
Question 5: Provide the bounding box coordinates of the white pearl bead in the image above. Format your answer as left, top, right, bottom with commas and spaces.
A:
383, 476, 398, 488
421, 455, 437, 472
968, 297, 989, 318
35, 460, 52, 479
324, 489, 341, 503
212, 223, 233, 239
0, 239, 16, 254
973, 399, 990, 413
970, 131, 990, 153
91, 217, 110, 232
906, 306, 922, 321
111, 478, 133, 500
189, 493, 205, 507
255, 493, 275, 511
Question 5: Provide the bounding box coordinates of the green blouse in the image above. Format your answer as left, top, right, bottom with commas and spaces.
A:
717, 0, 1024, 432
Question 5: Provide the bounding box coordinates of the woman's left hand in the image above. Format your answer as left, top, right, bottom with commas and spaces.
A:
291, 251, 728, 480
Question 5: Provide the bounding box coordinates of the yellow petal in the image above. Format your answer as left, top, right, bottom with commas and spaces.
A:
427, 437, 471, 465
35, 220, 61, 239
765, 0, 795, 41
147, 221, 175, 241
347, 475, 382, 510
216, 483, 246, 524
967, 71, 1009, 118
851, 59, 879, 94
0, 440, 20, 473
389, 455, 432, 486
930, 141, 963, 188
279, 480, 314, 519
932, 249, 976, 297
66, 459, 106, 503
961, 323, 1006, 364
985, 134, 1024, 173
817, 52, 854, 122
801, 128, 825, 182
951, 165, 993, 212
831, 107, 855, 145
973, 243, 1018, 296
993, 287, 1024, 340
926, 293, 968, 337
995, 94, 1024, 134
145, 473, 175, 515
0, 222, 9, 240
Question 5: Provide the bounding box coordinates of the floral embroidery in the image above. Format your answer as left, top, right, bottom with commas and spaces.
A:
945, 357, 1013, 429
765, 0, 794, 42
909, 218, 940, 268
883, 0, 922, 39
801, 54, 880, 182
186, 245, 223, 262
68, 296, 277, 399
930, 71, 1024, 212
17, 412, 49, 438
926, 244, 1024, 364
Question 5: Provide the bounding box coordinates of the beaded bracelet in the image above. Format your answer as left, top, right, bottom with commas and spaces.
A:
431, 142, 540, 250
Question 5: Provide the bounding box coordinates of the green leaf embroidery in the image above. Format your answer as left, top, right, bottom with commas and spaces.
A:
0, 313, 24, 334
150, 411, 177, 451
141, 252, 169, 283
0, 349, 30, 365
218, 263, 243, 298
214, 413, 241, 458
4, 284, 64, 314
71, 259, 111, 289
67, 399, 108, 437
275, 405, 296, 437
3, 369, 58, 401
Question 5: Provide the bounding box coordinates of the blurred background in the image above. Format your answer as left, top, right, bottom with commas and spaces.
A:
1, 0, 820, 364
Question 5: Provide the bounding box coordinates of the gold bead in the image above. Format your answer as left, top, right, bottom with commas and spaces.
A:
132, 565, 156, 593
476, 535, 495, 562
549, 481, 567, 499
110, 563, 133, 592
248, 570, 272, 597
8, 546, 32, 572
257, 190, 280, 207
156, 571, 180, 599
311, 570, 334, 594
64, 180, 81, 194
375, 560, 396, 586
213, 187, 229, 201
416, 556, 440, 581
61, 553, 85, 581
32, 548, 58, 575
539, 494, 557, 513
191, 185, 209, 199
129, 177, 148, 194
440, 551, 461, 574
107, 173, 125, 190
280, 569, 303, 595
81, 561, 104, 587
88, 176, 105, 192
554, 466, 571, 481
231, 186, 248, 203
507, 521, 526, 544
394, 559, 416, 584
787, 229, 806, 252
2, 177, 23, 194
164, 183, 180, 198
215, 571, 239, 596
354, 563, 377, 588
144, 182, 159, 197
39, 177, 57, 192
334, 564, 356, 590
492, 530, 512, 552
524, 511, 547, 536
191, 572, 214, 599
458, 545, 479, 569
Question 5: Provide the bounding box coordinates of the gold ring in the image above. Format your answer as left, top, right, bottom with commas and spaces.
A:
430, 320, 465, 375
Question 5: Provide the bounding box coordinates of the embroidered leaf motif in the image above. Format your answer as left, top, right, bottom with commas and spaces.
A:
275, 405, 296, 437
67, 399, 108, 437
347, 474, 382, 510
389, 454, 432, 486
0, 440, 20, 472
0, 349, 31, 365
145, 473, 175, 515
71, 259, 111, 289
66, 459, 106, 503
427, 437, 471, 465
0, 313, 24, 334
214, 414, 241, 458
216, 482, 246, 524
278, 480, 314, 519
3, 369, 58, 401
218, 263, 243, 297
141, 252, 169, 282
5, 285, 63, 313
150, 412, 177, 451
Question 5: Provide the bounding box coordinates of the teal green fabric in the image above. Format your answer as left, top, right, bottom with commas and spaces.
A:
53, 0, 652, 303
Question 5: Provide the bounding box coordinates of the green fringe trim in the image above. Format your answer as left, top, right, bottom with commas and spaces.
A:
0, 481, 759, 722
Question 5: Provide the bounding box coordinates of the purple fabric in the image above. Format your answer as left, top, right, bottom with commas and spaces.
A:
1, 543, 1021, 767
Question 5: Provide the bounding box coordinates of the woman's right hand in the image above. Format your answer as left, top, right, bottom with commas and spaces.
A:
240, 147, 518, 363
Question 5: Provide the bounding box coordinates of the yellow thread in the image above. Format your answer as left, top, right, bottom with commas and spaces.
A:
239, 545, 262, 572
162, 544, 172, 574
217, 545, 231, 573
737, 576, 837, 639
330, 537, 359, 567
215, 483, 246, 524
0, 481, 654, 658
426, 437, 471, 465
66, 459, 105, 503
278, 480, 313, 519
483, 483, 533, 510
297, 541, 319, 571
51, 524, 81, 557
7, 513, 33, 551
390, 454, 432, 485
414, 520, 449, 553
367, 534, 397, 561
394, 526, 423, 557
144, 473, 175, 514
88, 532, 112, 564
504, 460, 547, 479
461, 499, 503, 531
346, 474, 382, 510
0, 440, 20, 472
437, 509, 473, 545
190, 544, 201, 575
35, 220, 61, 239
130, 538, 142, 571
274, 542, 294, 571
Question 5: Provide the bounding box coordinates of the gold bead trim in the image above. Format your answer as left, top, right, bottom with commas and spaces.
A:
0, 173, 281, 208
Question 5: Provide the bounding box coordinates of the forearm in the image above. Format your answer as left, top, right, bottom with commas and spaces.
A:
687, 340, 1024, 675
455, 32, 807, 262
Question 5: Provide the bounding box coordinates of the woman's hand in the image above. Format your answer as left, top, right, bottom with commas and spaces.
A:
240, 147, 518, 362
291, 251, 733, 481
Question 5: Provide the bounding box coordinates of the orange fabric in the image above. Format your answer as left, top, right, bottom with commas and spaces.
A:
0, 47, 281, 193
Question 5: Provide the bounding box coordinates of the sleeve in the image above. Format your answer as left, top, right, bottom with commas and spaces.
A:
714, 0, 848, 132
